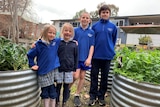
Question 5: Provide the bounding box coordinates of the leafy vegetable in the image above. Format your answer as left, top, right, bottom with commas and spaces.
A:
0, 36, 28, 71
114, 47, 160, 84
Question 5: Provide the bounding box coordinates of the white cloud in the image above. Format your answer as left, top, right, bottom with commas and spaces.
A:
32, 0, 160, 23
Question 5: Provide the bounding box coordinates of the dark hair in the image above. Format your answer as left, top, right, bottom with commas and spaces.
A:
98, 5, 111, 15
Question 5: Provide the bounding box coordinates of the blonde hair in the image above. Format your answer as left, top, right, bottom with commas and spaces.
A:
79, 12, 91, 27
80, 11, 90, 18
60, 23, 74, 39
40, 24, 57, 44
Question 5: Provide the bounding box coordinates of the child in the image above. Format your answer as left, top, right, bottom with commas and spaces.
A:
27, 24, 61, 107
88, 5, 117, 106
55, 23, 78, 107
69, 12, 95, 107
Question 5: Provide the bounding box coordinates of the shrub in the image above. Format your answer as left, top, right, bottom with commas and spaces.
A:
138, 35, 152, 45
0, 36, 28, 71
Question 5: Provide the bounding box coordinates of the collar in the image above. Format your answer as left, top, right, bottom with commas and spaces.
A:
100, 18, 109, 23
80, 24, 90, 30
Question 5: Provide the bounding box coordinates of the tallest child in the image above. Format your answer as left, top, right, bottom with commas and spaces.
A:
89, 5, 118, 106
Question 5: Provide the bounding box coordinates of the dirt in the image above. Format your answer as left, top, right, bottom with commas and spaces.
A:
40, 80, 111, 107
63, 80, 110, 107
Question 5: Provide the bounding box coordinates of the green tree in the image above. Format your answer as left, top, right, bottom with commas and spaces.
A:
107, 4, 119, 17
73, 2, 119, 19
73, 9, 87, 19
90, 2, 119, 18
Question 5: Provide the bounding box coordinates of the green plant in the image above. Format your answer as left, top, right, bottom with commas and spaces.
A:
114, 47, 160, 84
138, 35, 152, 45
0, 36, 28, 71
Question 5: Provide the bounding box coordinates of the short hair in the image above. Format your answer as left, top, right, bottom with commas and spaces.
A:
98, 5, 111, 15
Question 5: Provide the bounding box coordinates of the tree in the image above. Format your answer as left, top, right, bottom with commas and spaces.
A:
107, 4, 119, 17
90, 2, 119, 18
0, 0, 32, 43
90, 10, 98, 18
72, 2, 119, 19
73, 9, 87, 19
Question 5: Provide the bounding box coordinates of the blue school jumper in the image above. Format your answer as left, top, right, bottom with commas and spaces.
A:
27, 38, 61, 75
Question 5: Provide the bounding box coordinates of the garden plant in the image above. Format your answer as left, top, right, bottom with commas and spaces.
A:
0, 36, 41, 107
0, 36, 28, 71
114, 46, 160, 84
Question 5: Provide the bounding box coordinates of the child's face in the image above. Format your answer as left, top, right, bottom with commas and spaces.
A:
47, 27, 56, 41
100, 10, 110, 20
62, 26, 73, 41
80, 13, 90, 27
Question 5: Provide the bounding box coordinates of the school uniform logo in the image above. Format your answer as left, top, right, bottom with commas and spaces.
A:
108, 28, 113, 32
52, 42, 56, 46
88, 33, 93, 37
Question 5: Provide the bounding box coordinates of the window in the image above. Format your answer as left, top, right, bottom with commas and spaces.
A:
59, 22, 64, 27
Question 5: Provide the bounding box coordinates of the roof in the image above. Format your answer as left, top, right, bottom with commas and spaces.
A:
120, 25, 160, 34
51, 14, 160, 23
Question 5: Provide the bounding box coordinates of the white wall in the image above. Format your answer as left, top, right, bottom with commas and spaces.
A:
126, 34, 160, 46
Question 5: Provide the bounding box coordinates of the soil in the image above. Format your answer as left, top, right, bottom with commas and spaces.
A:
66, 80, 111, 107
40, 80, 110, 107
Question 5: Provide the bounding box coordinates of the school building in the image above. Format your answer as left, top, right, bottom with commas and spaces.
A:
51, 14, 160, 46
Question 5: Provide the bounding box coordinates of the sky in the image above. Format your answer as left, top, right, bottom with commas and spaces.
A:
32, 0, 160, 23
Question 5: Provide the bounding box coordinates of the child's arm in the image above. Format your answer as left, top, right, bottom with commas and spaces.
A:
74, 43, 79, 71
73, 40, 78, 45
85, 45, 94, 66
27, 43, 38, 69
31, 43, 36, 48
31, 38, 41, 48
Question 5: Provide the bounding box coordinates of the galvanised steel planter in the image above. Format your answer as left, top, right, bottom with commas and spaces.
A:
110, 74, 160, 107
0, 70, 41, 107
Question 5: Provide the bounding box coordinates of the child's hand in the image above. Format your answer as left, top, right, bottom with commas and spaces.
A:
85, 58, 91, 66
31, 65, 39, 71
73, 40, 78, 45
31, 43, 36, 48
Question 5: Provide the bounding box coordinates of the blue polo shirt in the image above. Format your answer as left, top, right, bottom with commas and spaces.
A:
74, 26, 95, 61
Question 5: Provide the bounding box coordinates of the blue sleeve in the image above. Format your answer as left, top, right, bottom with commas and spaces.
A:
27, 45, 38, 67
91, 22, 97, 32
73, 28, 78, 40
91, 30, 95, 46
